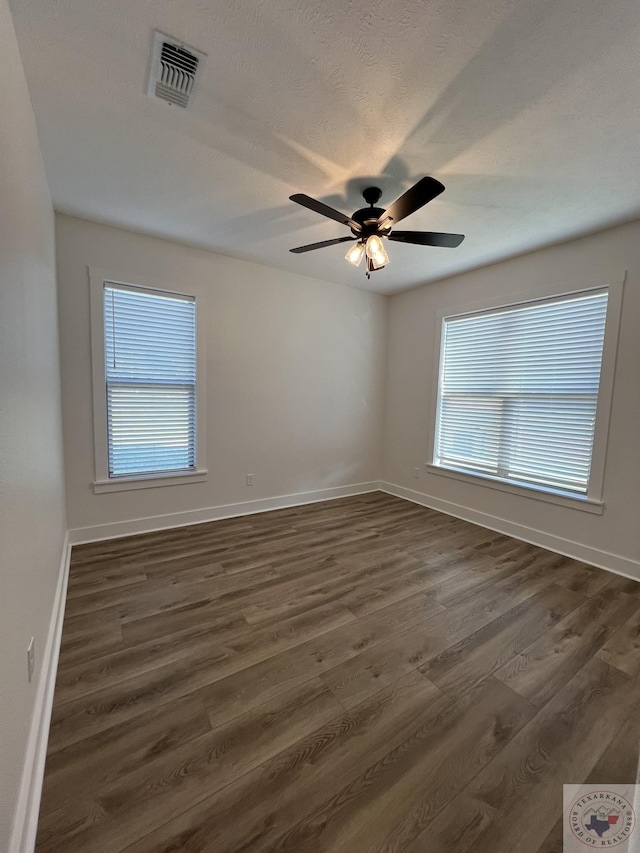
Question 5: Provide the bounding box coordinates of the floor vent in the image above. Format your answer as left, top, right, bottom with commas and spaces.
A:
148, 32, 206, 108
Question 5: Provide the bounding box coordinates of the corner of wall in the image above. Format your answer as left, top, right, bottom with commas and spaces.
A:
10, 538, 70, 853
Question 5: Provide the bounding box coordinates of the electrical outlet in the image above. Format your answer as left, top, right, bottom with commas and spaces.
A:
27, 637, 35, 683
246, 473, 254, 486
413, 467, 420, 479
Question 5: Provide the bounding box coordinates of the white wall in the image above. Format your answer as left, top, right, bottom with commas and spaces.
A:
0, 0, 67, 848
383, 219, 640, 577
56, 214, 387, 538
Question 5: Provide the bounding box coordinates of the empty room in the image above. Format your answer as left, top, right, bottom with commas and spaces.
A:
2, 0, 640, 851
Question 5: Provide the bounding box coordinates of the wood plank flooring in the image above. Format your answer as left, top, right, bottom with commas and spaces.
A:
37, 493, 640, 852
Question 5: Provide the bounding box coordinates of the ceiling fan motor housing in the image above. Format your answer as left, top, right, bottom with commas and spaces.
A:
350, 207, 387, 237
350, 187, 392, 237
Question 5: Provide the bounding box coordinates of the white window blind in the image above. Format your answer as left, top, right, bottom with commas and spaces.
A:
104, 283, 197, 477
434, 289, 608, 496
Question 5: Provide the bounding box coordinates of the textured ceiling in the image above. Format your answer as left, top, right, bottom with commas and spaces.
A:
9, 0, 640, 293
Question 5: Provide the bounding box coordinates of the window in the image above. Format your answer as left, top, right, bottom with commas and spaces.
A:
432, 286, 618, 504
91, 271, 206, 492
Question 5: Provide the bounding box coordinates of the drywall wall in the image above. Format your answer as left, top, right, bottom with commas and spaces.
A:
383, 219, 640, 576
0, 0, 67, 847
56, 214, 387, 536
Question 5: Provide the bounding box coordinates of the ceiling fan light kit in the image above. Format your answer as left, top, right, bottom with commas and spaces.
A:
345, 234, 389, 272
289, 177, 465, 279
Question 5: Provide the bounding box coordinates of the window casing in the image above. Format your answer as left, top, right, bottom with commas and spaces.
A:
90, 270, 207, 492
430, 281, 623, 508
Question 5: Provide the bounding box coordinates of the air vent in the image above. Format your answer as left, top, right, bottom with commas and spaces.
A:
148, 32, 206, 108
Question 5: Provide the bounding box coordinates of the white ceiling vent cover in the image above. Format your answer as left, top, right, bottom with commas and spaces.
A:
148, 32, 206, 108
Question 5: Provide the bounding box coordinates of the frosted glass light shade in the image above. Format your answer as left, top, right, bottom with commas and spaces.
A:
365, 235, 389, 266
345, 242, 365, 266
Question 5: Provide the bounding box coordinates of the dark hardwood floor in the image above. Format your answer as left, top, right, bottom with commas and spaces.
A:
37, 492, 640, 852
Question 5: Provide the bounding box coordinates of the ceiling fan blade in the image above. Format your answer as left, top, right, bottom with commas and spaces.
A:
388, 230, 465, 248
290, 194, 361, 232
289, 236, 356, 254
378, 177, 445, 226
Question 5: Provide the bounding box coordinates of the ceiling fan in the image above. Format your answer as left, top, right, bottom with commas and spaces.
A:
289, 177, 464, 278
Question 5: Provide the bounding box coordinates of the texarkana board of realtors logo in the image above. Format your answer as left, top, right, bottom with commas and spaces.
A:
563, 785, 637, 850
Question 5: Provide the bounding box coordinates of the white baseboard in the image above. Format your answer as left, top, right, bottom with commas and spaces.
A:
69, 481, 382, 545
10, 533, 71, 853
380, 481, 640, 583
69, 480, 640, 583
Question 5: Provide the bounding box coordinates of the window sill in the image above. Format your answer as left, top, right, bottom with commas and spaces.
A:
426, 464, 604, 515
93, 469, 208, 494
